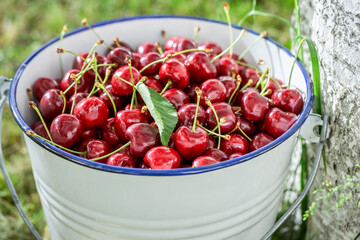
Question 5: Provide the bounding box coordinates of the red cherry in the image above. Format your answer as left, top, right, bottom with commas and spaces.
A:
206, 136, 217, 149
177, 103, 206, 127
106, 47, 133, 70
39, 89, 66, 120
162, 88, 190, 110
192, 156, 220, 167
206, 102, 237, 134
33, 77, 60, 101
240, 68, 259, 88
86, 139, 112, 163
264, 78, 284, 98
220, 134, 249, 155
161, 50, 186, 63
240, 91, 270, 122
174, 126, 208, 161
137, 42, 159, 54
83, 54, 106, 83
199, 79, 226, 107
73, 97, 109, 129
99, 84, 128, 116
32, 121, 51, 140
198, 42, 222, 55
114, 109, 147, 142
100, 118, 121, 147
81, 128, 98, 141
203, 148, 229, 161
184, 83, 199, 102
139, 52, 162, 75
184, 51, 217, 83
60, 69, 89, 97
264, 107, 298, 138
218, 57, 239, 77
72, 52, 89, 70
171, 37, 197, 52
144, 146, 181, 169
250, 132, 275, 152
164, 36, 181, 51
159, 59, 190, 90
229, 152, 244, 159
67, 92, 88, 113
218, 76, 237, 102
271, 89, 304, 115
132, 53, 142, 70
106, 153, 136, 168
144, 76, 164, 93
50, 113, 84, 148
111, 65, 142, 96
236, 114, 257, 138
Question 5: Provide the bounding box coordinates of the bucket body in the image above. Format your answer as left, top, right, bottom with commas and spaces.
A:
10, 16, 313, 240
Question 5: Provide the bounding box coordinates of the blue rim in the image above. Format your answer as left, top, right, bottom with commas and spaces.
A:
9, 15, 314, 176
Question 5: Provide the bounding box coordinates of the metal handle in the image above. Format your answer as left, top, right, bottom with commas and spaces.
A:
0, 76, 43, 240
261, 113, 330, 240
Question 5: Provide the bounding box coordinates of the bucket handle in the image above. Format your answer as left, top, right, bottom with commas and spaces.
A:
0, 76, 330, 240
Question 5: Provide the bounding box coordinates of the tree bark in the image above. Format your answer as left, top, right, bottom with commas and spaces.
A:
299, 0, 360, 239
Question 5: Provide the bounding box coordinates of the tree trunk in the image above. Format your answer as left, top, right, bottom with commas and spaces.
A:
299, 0, 360, 239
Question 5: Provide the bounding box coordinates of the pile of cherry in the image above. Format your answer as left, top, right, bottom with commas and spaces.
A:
29, 34, 304, 170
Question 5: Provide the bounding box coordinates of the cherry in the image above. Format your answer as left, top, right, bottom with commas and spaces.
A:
203, 148, 228, 161
224, 53, 240, 60
72, 52, 89, 70
218, 76, 237, 102
73, 97, 109, 129
218, 57, 239, 77
125, 123, 160, 158
240, 91, 270, 122
32, 121, 51, 140
271, 89, 304, 115
206, 136, 217, 149
236, 114, 257, 137
192, 156, 220, 167
250, 132, 274, 152
137, 42, 159, 54
110, 40, 133, 52
83, 54, 106, 83
198, 42, 222, 55
159, 59, 190, 90
106, 153, 136, 168
162, 88, 190, 110
138, 161, 150, 169
100, 117, 121, 147
164, 36, 181, 51
111, 65, 142, 95
33, 77, 60, 101
184, 51, 217, 83
144, 76, 164, 93
240, 68, 259, 88
124, 103, 152, 123
220, 134, 249, 155
161, 50, 186, 63
115, 142, 132, 156
206, 102, 237, 134
184, 83, 199, 102
131, 53, 142, 70
264, 107, 298, 138
199, 79, 226, 107
235, 87, 259, 106
177, 103, 206, 127
144, 146, 181, 169
86, 139, 112, 163
114, 109, 147, 142
67, 92, 88, 113
81, 128, 98, 141
170, 37, 197, 52
106, 47, 133, 70
99, 84, 128, 116
264, 78, 284, 98
50, 113, 83, 148
229, 152, 244, 159
39, 89, 66, 120
60, 69, 89, 97
139, 52, 162, 75
174, 126, 208, 160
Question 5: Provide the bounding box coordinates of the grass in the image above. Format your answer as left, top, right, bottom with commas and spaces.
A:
0, 0, 294, 239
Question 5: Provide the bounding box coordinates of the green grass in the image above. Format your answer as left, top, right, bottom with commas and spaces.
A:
0, 0, 294, 238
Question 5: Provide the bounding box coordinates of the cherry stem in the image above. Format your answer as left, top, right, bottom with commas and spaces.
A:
227, 121, 240, 134
206, 98, 222, 149
139, 57, 168, 74
254, 68, 269, 90
57, 48, 86, 62
113, 75, 136, 88
127, 57, 138, 110
260, 71, 271, 95
155, 41, 163, 54
196, 123, 230, 140
113, 38, 121, 48
192, 87, 202, 132
60, 91, 67, 114
237, 124, 252, 142
58, 25, 68, 77
160, 80, 172, 95
239, 79, 253, 92
28, 102, 53, 142
85, 54, 101, 98
161, 30, 167, 40
211, 29, 246, 63
193, 26, 200, 42
82, 18, 112, 50
27, 131, 86, 156
223, 2, 234, 56
26, 88, 33, 101
90, 67, 113, 96
288, 38, 306, 89
236, 60, 260, 71
238, 31, 268, 61
96, 82, 117, 114
228, 75, 242, 105
90, 141, 131, 162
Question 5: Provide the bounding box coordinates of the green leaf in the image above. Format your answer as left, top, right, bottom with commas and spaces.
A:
136, 82, 178, 146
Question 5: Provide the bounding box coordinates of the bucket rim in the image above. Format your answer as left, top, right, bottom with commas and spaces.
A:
9, 15, 314, 176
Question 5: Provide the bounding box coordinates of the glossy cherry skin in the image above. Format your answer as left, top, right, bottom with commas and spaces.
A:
32, 121, 51, 140
50, 113, 84, 148
114, 109, 147, 142
159, 59, 190, 90
33, 77, 59, 101
139, 52, 162, 75
106, 153, 136, 168
144, 146, 181, 169
73, 97, 109, 129
174, 126, 209, 161
80, 128, 98, 141
125, 123, 160, 158
67, 92, 88, 113
111, 65, 142, 96
203, 148, 228, 161
264, 107, 298, 138
100, 118, 121, 147
206, 136, 217, 149
218, 76, 237, 102
83, 54, 106, 83
199, 79, 226, 107
192, 156, 220, 167
177, 103, 206, 127
86, 139, 112, 163
106, 47, 133, 70
184, 51, 217, 83
250, 132, 275, 152
264, 78, 284, 98
229, 152, 245, 159
124, 103, 153, 123
72, 52, 89, 70
161, 50, 186, 63
164, 36, 181, 51
206, 102, 237, 134
236, 114, 257, 138
171, 37, 197, 52
218, 57, 239, 77
220, 134, 249, 155
137, 42, 159, 54
240, 68, 259, 88
235, 87, 259, 106
271, 89, 304, 115
40, 89, 66, 120
60, 69, 90, 97
184, 83, 199, 102
198, 42, 222, 55
162, 88, 190, 110
144, 76, 164, 93
99, 84, 128, 116
240, 91, 270, 122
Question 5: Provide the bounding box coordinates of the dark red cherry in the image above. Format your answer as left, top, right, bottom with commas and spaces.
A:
199, 79, 226, 107
33, 77, 60, 101
159, 59, 190, 90
106, 153, 136, 168
144, 146, 181, 169
184, 51, 217, 83
264, 78, 284, 98
235, 87, 259, 106
100, 118, 121, 147
240, 91, 270, 122
192, 156, 220, 167
83, 54, 106, 83
236, 114, 257, 137
206, 136, 217, 149
198, 42, 222, 55
114, 109, 147, 142
99, 84, 128, 116
67, 92, 88, 113
271, 89, 304, 115
240, 68, 259, 88
60, 69, 89, 97
40, 89, 66, 120
73, 97, 109, 129
174, 126, 208, 160
86, 139, 112, 163
81, 128, 98, 141
144, 76, 164, 93
229, 152, 244, 159
32, 121, 51, 140
132, 53, 142, 70
206, 102, 237, 134
124, 103, 153, 123
203, 148, 228, 161
220, 134, 249, 155
177, 103, 206, 127
115, 142, 132, 156
125, 123, 160, 158
137, 42, 159, 54
111, 65, 142, 95
172, 37, 197, 52
161, 50, 186, 63
162, 88, 190, 110
164, 36, 181, 51
139, 52, 162, 75
218, 57, 239, 77
106, 47, 133, 70
218, 76, 237, 102
184, 83, 199, 102
50, 113, 83, 148
72, 52, 89, 70
264, 107, 298, 138
138, 161, 150, 169
250, 132, 275, 152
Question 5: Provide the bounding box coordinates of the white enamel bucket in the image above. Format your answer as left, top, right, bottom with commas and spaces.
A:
7, 16, 316, 240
